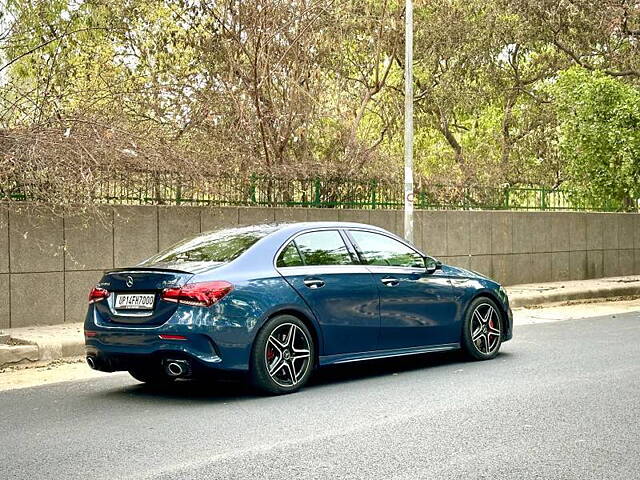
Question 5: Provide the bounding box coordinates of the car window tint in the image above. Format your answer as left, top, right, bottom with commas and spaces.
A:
350, 230, 424, 267
141, 225, 277, 265
294, 231, 353, 266
277, 242, 304, 267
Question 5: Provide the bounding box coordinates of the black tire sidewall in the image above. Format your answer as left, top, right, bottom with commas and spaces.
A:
461, 296, 503, 361
250, 314, 315, 395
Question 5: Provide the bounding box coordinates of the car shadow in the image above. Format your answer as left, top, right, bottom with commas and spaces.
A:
98, 350, 513, 404
310, 350, 467, 387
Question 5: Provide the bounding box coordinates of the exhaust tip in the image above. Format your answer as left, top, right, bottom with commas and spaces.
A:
86, 356, 97, 370
166, 361, 185, 377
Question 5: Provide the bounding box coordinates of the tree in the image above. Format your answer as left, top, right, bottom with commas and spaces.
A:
1, 0, 640, 210
554, 67, 640, 210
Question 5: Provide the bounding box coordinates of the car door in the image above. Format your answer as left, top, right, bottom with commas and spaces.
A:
276, 229, 380, 356
346, 229, 458, 350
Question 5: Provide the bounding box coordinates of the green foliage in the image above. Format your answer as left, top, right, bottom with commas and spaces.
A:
1, 0, 640, 210
554, 67, 640, 210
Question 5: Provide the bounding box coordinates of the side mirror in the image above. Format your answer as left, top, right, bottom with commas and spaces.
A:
424, 256, 440, 274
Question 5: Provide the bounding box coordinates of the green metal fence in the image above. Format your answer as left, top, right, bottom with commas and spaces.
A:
0, 171, 633, 212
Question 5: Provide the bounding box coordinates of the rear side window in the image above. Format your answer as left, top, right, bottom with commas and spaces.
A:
292, 230, 353, 266
277, 242, 304, 267
349, 230, 424, 267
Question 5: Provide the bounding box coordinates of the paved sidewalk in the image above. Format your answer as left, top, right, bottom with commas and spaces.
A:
2, 275, 640, 370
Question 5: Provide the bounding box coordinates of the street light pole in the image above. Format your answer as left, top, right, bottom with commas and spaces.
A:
403, 0, 414, 243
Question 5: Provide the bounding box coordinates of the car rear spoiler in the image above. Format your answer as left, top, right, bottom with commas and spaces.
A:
104, 267, 194, 275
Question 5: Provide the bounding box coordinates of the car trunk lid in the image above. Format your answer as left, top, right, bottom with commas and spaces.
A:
94, 267, 195, 326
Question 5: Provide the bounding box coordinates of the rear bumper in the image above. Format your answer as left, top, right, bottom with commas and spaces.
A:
84, 301, 255, 372
85, 344, 233, 377
84, 328, 251, 373
84, 347, 247, 382
85, 334, 222, 371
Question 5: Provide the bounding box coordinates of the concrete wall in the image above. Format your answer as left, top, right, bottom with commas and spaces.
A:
1, 204, 639, 328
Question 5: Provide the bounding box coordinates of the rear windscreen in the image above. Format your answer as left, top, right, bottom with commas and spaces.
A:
141, 226, 278, 265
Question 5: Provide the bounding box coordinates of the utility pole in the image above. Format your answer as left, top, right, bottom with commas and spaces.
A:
403, 0, 414, 243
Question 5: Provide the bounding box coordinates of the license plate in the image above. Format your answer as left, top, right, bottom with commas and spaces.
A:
115, 294, 155, 310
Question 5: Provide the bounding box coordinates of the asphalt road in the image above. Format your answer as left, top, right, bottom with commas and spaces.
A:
1, 312, 639, 479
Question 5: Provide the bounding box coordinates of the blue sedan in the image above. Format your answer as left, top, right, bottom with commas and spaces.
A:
85, 222, 512, 394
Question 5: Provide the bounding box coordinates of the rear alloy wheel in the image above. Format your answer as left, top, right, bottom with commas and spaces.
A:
462, 297, 503, 360
251, 315, 314, 395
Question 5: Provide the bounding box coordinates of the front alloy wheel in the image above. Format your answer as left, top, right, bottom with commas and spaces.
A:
462, 297, 503, 360
251, 315, 314, 394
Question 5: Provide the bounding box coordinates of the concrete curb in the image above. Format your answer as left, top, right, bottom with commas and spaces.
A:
0, 339, 85, 370
2, 276, 640, 369
507, 277, 640, 308
0, 344, 40, 367
509, 286, 640, 308
0, 325, 85, 370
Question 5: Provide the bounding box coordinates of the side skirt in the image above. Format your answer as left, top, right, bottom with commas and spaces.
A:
318, 343, 460, 366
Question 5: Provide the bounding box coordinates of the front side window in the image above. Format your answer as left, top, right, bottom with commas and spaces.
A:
293, 230, 353, 266
349, 230, 424, 268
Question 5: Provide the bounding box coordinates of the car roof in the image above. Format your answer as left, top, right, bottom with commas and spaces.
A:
270, 221, 387, 233
195, 221, 390, 239
255, 221, 406, 255
156, 220, 419, 279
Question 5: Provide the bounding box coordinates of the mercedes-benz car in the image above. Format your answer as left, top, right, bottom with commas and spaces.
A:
84, 222, 512, 394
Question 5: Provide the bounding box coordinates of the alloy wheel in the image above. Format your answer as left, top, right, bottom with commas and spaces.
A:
265, 323, 311, 387
470, 303, 501, 355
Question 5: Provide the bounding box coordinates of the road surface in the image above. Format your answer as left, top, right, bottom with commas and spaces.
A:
1, 311, 639, 479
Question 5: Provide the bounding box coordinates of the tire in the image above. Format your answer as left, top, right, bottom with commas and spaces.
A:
128, 367, 175, 385
461, 297, 503, 361
250, 314, 315, 395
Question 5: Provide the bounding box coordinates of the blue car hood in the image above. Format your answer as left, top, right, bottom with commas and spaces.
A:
442, 264, 494, 283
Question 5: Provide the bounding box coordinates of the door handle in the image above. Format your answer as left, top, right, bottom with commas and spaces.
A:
303, 278, 325, 289
381, 277, 399, 287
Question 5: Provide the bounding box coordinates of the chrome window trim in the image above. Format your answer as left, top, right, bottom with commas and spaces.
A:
365, 265, 427, 275
277, 265, 371, 275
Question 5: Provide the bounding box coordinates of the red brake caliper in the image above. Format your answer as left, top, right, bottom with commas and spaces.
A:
267, 346, 275, 362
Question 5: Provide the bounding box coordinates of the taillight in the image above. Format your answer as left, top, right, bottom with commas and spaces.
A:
158, 334, 187, 341
161, 281, 233, 307
89, 287, 110, 304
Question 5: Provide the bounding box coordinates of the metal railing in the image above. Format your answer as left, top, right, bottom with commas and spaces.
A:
0, 171, 633, 212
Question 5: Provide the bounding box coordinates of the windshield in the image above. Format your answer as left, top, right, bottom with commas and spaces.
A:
141, 225, 280, 265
